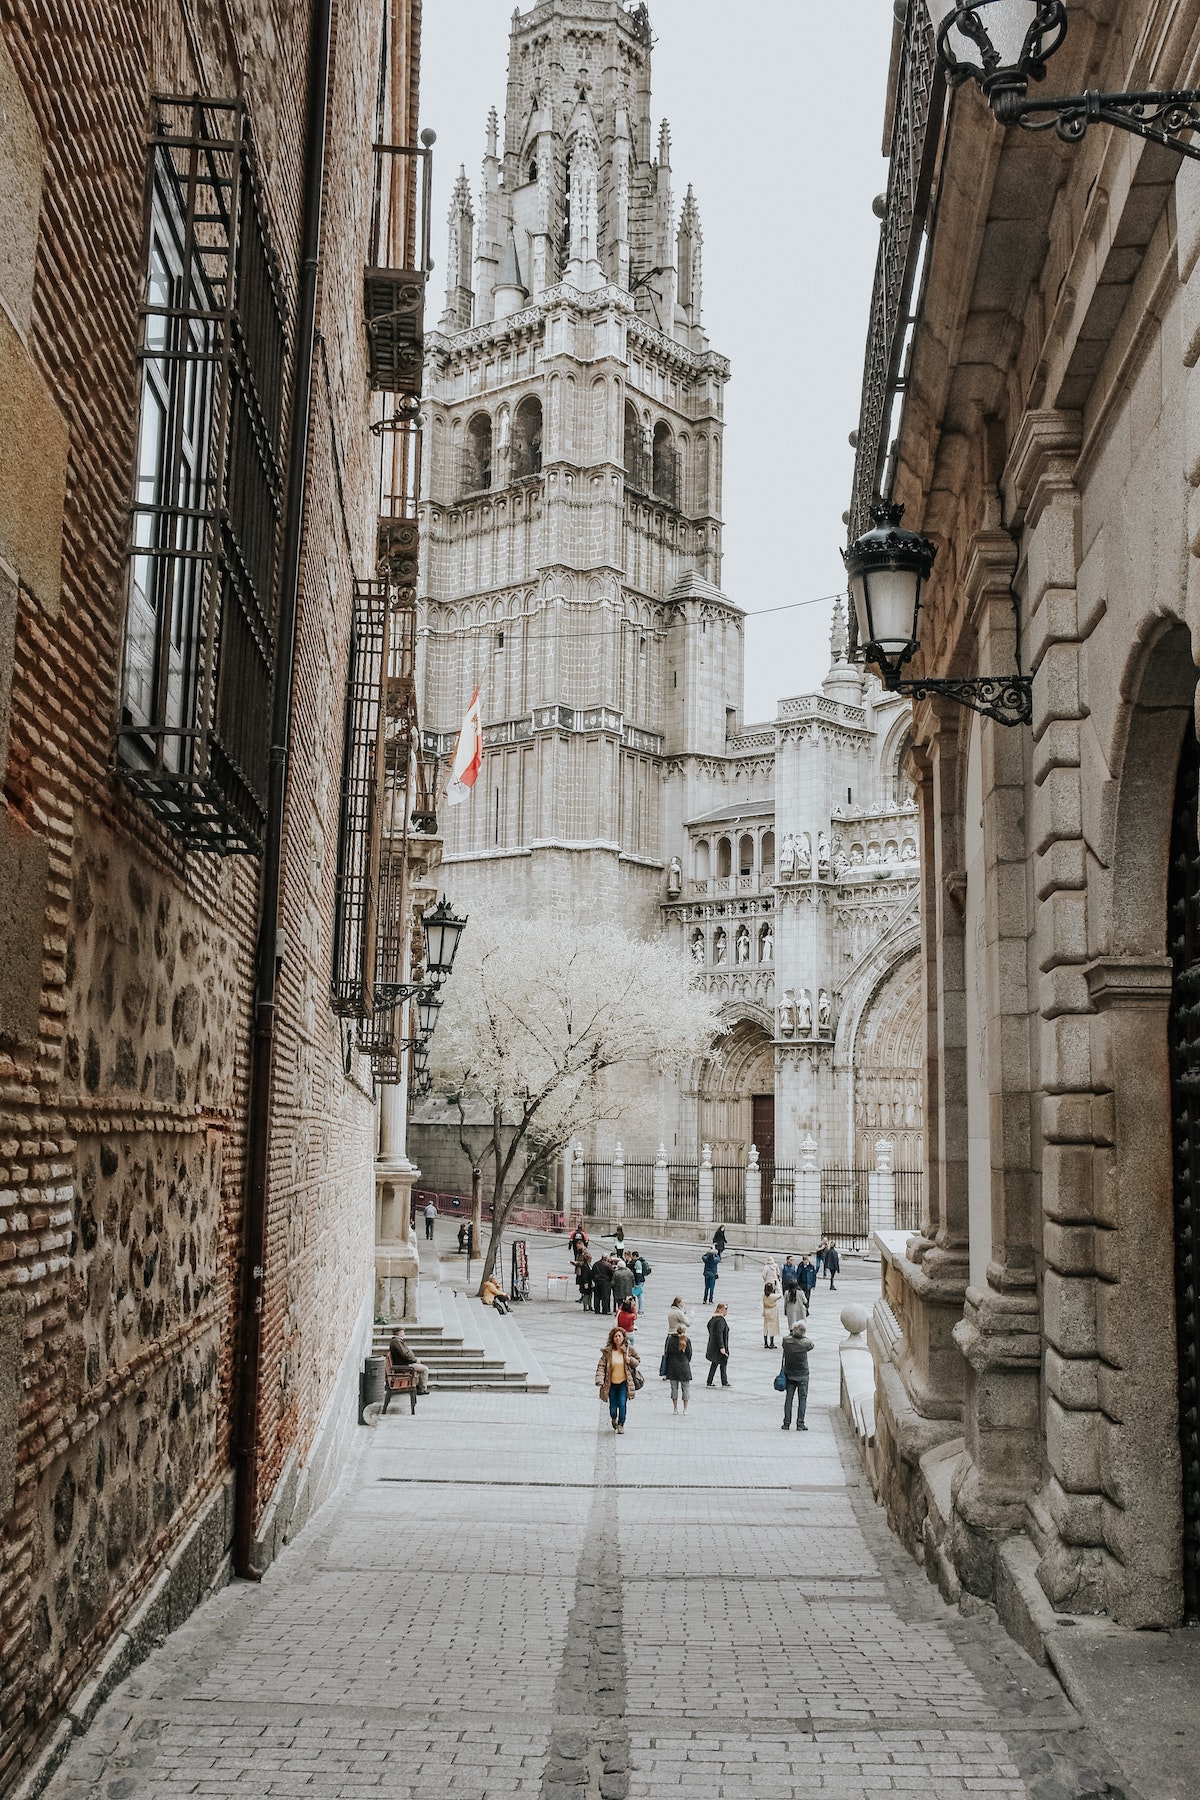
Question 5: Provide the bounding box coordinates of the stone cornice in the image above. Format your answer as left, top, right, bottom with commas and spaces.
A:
1084, 955, 1173, 1010
1002, 408, 1082, 531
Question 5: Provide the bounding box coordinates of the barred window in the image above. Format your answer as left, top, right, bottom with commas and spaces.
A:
118, 97, 287, 853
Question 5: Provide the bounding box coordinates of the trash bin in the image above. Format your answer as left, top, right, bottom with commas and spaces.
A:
733, 1250, 745, 1271
359, 1354, 386, 1423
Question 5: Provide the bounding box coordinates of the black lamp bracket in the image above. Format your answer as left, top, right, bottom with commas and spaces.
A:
1003, 86, 1200, 158
373, 979, 443, 1013
892, 672, 1033, 728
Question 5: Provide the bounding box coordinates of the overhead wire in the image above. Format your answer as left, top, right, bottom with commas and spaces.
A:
419, 588, 848, 643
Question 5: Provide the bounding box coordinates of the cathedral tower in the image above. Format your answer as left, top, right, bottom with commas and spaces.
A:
419, 0, 738, 927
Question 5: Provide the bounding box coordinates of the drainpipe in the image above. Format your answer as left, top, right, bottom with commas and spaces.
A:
233, 0, 333, 1580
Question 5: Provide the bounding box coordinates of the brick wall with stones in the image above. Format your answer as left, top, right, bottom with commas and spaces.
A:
0, 0, 403, 1783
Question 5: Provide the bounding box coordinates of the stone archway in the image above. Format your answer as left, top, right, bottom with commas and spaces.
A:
697, 1016, 774, 1162
851, 951, 924, 1170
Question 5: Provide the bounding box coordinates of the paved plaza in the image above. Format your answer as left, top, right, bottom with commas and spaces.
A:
40, 1238, 1136, 1800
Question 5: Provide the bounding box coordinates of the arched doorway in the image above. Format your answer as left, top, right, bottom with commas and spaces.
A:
852, 950, 924, 1172
1167, 714, 1200, 1622
697, 1016, 774, 1163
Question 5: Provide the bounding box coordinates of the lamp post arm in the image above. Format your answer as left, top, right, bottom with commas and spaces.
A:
1003, 87, 1200, 159
896, 673, 1033, 729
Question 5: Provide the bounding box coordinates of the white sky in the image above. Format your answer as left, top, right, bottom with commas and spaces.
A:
419, 0, 894, 723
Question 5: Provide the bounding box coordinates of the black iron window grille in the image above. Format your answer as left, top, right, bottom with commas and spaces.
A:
331, 582, 388, 1018
848, 2, 944, 549
119, 95, 287, 853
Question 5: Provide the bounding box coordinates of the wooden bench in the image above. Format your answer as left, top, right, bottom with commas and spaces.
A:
382, 1365, 420, 1414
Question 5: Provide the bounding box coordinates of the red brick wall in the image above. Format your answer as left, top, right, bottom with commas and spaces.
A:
0, 0, 407, 1778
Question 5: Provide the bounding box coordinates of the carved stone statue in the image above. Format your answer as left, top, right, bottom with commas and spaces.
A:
800, 1133, 818, 1174
667, 855, 682, 898
875, 1137, 895, 1175
759, 922, 773, 963
817, 831, 831, 876
798, 988, 813, 1034
778, 833, 796, 878
833, 841, 848, 877
713, 927, 727, 966
818, 987, 832, 1031
796, 831, 811, 875
735, 923, 750, 964
690, 930, 705, 964
779, 989, 796, 1036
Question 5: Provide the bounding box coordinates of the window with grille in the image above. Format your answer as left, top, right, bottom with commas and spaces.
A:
118, 96, 288, 853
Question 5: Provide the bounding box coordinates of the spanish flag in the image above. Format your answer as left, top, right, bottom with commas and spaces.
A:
445, 687, 483, 806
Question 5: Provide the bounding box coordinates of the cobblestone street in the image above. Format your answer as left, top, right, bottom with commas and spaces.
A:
41, 1244, 1133, 1800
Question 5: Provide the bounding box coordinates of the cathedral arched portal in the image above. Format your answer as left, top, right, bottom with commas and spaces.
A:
697, 1014, 775, 1164
851, 951, 924, 1170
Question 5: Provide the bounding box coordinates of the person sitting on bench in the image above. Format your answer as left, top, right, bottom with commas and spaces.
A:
383, 1328, 428, 1412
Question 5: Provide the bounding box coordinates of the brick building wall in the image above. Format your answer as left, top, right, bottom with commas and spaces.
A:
0, 0, 419, 1783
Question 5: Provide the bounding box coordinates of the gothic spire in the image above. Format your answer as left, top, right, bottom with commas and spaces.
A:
441, 166, 475, 332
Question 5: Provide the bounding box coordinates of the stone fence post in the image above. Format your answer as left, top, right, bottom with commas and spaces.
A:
562, 1144, 575, 1218
745, 1143, 762, 1229
653, 1142, 669, 1224
698, 1142, 714, 1232
867, 1138, 895, 1250
611, 1141, 625, 1220
796, 1132, 821, 1244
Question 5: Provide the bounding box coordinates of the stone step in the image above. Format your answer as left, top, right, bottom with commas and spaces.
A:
373, 1280, 549, 1393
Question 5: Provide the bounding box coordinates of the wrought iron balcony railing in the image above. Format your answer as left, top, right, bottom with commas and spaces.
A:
847, 2, 945, 549
364, 136, 434, 394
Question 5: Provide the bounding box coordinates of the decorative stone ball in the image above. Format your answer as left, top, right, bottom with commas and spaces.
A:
840, 1303, 870, 1337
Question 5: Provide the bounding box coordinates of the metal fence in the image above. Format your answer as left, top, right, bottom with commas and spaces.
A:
820, 1168, 870, 1249
623, 1162, 656, 1221
765, 1164, 796, 1231
895, 1169, 923, 1232
582, 1162, 612, 1216
668, 1164, 699, 1223
712, 1165, 746, 1226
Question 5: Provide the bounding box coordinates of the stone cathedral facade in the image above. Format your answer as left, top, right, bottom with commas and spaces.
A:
414, 0, 923, 1188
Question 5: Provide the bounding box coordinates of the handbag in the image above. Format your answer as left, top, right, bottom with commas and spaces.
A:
774, 1367, 788, 1392
658, 1355, 668, 1377
632, 1365, 645, 1391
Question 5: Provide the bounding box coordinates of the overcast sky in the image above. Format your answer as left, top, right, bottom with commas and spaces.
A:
419, 1, 894, 723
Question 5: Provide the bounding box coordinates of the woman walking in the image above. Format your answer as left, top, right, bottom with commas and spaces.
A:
762, 1282, 780, 1349
595, 1325, 640, 1433
705, 1303, 731, 1387
667, 1295, 691, 1335
664, 1327, 693, 1414
762, 1255, 780, 1295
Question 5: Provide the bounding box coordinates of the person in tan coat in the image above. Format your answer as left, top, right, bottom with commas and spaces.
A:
762, 1282, 780, 1349
595, 1326, 641, 1433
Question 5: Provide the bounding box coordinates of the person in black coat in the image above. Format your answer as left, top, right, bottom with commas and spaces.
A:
663, 1328, 693, 1413
575, 1252, 593, 1306
780, 1321, 815, 1429
705, 1304, 730, 1387
825, 1240, 841, 1290
591, 1255, 614, 1315
799, 1255, 818, 1313
712, 1225, 728, 1257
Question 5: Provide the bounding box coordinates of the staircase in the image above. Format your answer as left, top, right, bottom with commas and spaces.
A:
373, 1280, 549, 1393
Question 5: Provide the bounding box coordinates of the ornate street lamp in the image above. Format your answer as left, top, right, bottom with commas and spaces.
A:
372, 896, 467, 1014
932, 0, 1200, 158
422, 897, 468, 983
844, 501, 1033, 726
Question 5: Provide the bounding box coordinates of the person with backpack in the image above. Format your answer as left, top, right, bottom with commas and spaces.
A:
631, 1250, 651, 1313
705, 1303, 731, 1387
701, 1247, 720, 1304
779, 1320, 815, 1429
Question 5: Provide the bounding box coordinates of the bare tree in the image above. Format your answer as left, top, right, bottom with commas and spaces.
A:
431, 914, 724, 1291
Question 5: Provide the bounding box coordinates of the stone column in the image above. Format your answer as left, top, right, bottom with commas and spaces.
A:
867, 1137, 895, 1245
697, 1142, 713, 1231
745, 1143, 761, 1229
948, 522, 1047, 1599
795, 1133, 820, 1243
610, 1142, 625, 1221
375, 1007, 421, 1323
562, 1144, 575, 1218
653, 1142, 669, 1224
